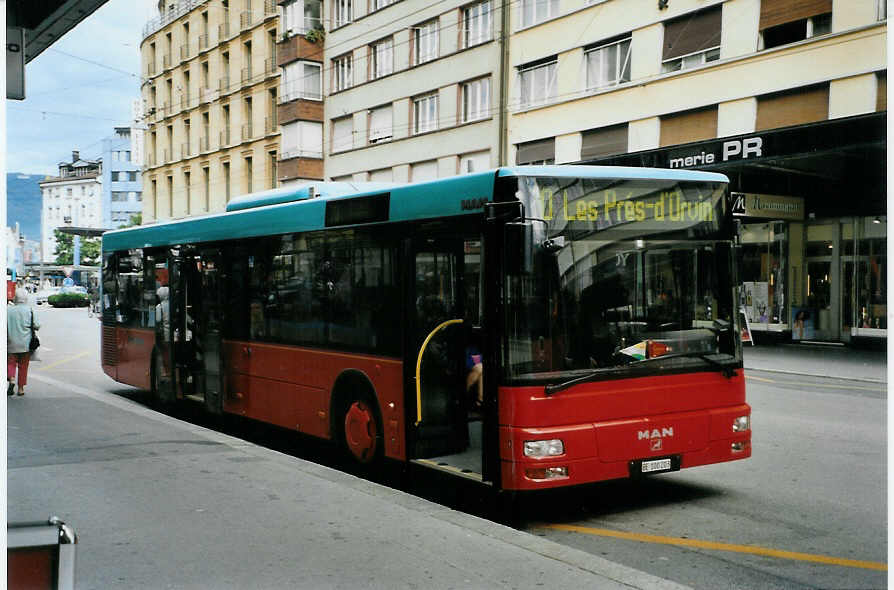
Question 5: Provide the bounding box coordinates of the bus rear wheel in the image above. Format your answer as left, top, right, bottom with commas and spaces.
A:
342, 397, 382, 465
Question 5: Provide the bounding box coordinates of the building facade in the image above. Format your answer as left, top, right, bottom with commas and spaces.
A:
323, 0, 505, 182
39, 151, 103, 262
141, 0, 281, 221
276, 0, 324, 185
102, 127, 144, 228
505, 0, 886, 343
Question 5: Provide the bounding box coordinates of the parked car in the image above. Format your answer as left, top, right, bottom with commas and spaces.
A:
35, 287, 61, 305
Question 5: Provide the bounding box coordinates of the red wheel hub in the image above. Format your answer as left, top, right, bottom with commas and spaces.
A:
344, 401, 377, 462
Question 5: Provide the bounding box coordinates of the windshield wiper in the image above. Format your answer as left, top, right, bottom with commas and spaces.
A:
544, 351, 737, 396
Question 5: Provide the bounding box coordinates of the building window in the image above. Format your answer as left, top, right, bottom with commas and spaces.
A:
878, 0, 887, 20
128, 171, 138, 181
660, 106, 718, 147
460, 150, 489, 173
516, 137, 554, 165
755, 84, 829, 131
283, 0, 321, 35
462, 1, 492, 48
410, 160, 438, 181
661, 6, 721, 73
332, 116, 354, 153
462, 77, 490, 123
332, 53, 353, 92
518, 58, 557, 108
413, 93, 438, 134
413, 20, 439, 65
761, 12, 832, 49
281, 61, 322, 101
333, 0, 352, 27
112, 191, 128, 201
371, 0, 393, 11
245, 157, 252, 194
580, 123, 628, 160
370, 38, 393, 79
585, 36, 631, 90
282, 120, 323, 158
519, 0, 558, 28
111, 171, 120, 181
368, 104, 393, 143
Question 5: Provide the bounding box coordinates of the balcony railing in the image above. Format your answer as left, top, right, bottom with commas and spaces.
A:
265, 116, 277, 134
181, 142, 192, 158
241, 67, 252, 84
148, 62, 157, 76
240, 11, 253, 30
264, 58, 276, 75
148, 153, 157, 166
200, 136, 210, 152
163, 149, 172, 163
181, 93, 192, 109
200, 87, 215, 104
280, 148, 323, 160
198, 34, 208, 51
264, 0, 277, 17
219, 76, 230, 92
279, 83, 322, 103
142, 0, 211, 39
162, 54, 171, 69
218, 22, 230, 40
220, 128, 231, 146
161, 101, 171, 118
241, 123, 253, 141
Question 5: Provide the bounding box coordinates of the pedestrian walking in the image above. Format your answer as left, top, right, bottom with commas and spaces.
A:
7, 288, 40, 396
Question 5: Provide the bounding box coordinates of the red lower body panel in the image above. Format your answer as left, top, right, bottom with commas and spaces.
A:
498, 371, 751, 490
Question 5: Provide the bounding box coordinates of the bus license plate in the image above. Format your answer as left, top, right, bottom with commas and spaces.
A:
640, 458, 672, 473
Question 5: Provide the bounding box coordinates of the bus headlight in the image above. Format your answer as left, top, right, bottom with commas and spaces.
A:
732, 415, 750, 432
524, 439, 564, 457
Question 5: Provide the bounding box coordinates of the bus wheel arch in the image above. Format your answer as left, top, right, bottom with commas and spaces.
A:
330, 370, 383, 465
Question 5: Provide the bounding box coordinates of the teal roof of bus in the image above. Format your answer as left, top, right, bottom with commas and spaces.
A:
102, 166, 728, 252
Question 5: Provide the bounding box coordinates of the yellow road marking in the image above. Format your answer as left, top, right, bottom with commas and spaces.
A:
34, 351, 91, 372
745, 375, 776, 383
540, 524, 887, 571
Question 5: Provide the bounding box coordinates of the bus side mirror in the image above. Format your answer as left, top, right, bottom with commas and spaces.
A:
505, 221, 533, 275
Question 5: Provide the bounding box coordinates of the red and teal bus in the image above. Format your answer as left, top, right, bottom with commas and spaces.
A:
101, 166, 750, 491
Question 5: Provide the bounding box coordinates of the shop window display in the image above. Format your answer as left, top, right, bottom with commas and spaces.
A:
738, 222, 787, 333
843, 217, 887, 336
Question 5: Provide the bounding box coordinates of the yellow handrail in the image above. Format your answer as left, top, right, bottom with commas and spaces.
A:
415, 318, 463, 426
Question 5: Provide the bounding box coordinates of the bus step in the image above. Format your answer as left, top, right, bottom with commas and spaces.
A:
184, 394, 204, 403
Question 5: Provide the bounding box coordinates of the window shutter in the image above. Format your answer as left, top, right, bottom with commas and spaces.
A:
580, 124, 628, 160
516, 137, 555, 164
877, 72, 886, 112
663, 6, 722, 61
660, 107, 718, 147
410, 160, 438, 181
755, 84, 828, 131
369, 105, 392, 142
332, 117, 353, 152
759, 0, 833, 30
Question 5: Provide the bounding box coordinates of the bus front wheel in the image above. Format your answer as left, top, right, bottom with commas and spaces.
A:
341, 395, 382, 465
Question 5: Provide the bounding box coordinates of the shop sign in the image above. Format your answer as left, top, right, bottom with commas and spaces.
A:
668, 137, 763, 169
731, 192, 804, 220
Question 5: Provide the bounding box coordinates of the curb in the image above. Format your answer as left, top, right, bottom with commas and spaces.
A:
744, 366, 887, 385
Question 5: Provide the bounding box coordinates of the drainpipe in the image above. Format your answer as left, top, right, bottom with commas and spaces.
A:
498, 0, 510, 166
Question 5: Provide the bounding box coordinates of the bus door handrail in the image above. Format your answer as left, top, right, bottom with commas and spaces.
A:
415, 318, 463, 426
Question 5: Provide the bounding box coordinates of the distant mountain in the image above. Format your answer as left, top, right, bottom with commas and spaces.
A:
7, 173, 43, 242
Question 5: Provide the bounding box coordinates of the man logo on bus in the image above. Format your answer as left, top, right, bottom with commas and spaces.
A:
638, 427, 674, 440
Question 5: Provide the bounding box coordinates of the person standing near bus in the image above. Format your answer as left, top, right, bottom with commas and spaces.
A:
7, 288, 40, 396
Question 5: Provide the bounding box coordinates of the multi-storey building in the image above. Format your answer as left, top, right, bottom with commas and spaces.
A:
102, 127, 144, 228
141, 0, 281, 221
39, 151, 103, 262
506, 0, 886, 344
323, 0, 505, 182
276, 0, 324, 185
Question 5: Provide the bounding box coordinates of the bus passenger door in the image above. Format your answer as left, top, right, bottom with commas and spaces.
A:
408, 238, 468, 459
199, 248, 224, 414
169, 249, 203, 399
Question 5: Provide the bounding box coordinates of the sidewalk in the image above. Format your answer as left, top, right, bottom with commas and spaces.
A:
743, 342, 888, 383
9, 372, 690, 590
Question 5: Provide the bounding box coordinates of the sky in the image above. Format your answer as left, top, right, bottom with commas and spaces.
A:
6, 0, 159, 175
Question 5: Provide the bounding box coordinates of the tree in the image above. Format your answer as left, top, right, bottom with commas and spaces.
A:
123, 213, 142, 228
52, 229, 101, 265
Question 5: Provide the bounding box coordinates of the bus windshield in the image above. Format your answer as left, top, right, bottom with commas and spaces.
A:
505, 175, 739, 381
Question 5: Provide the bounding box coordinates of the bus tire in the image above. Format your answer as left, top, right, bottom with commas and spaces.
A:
336, 387, 383, 466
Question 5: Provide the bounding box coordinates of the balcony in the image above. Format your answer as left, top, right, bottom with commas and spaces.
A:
241, 67, 252, 84
219, 76, 230, 93
162, 54, 171, 69
148, 62, 157, 76
265, 116, 278, 134
198, 34, 208, 51
264, 58, 277, 76
181, 142, 192, 159
142, 0, 213, 39
264, 0, 277, 17
180, 44, 190, 60
199, 87, 216, 104
220, 128, 231, 147
218, 22, 230, 40
241, 123, 254, 141
200, 136, 211, 152
276, 35, 323, 67
163, 149, 172, 163
240, 11, 252, 30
